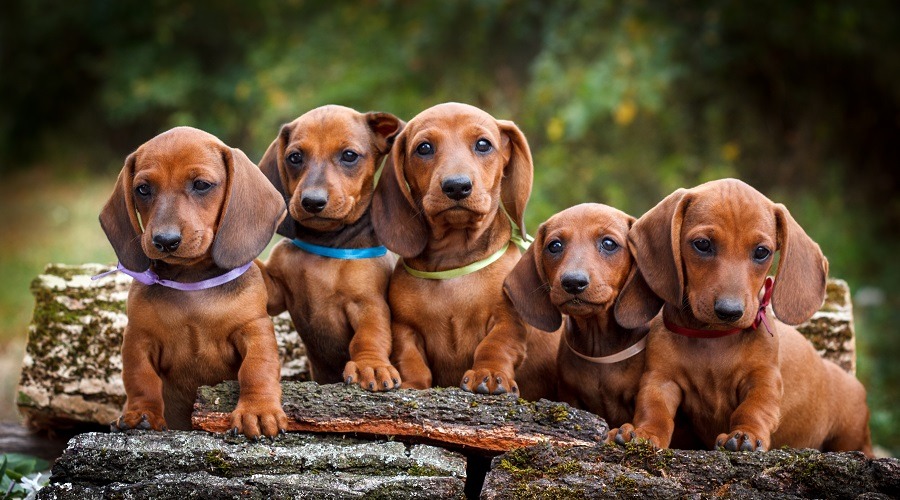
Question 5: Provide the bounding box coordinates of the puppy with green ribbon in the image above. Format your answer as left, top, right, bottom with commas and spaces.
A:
372, 102, 560, 401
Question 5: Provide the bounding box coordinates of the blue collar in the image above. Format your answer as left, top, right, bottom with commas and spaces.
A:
290, 239, 388, 260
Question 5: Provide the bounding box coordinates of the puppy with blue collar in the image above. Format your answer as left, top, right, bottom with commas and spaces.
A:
258, 105, 403, 390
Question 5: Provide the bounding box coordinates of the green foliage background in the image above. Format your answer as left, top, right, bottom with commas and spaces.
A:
1, 0, 898, 453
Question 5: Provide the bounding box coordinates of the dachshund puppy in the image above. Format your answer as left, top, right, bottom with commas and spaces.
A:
505, 203, 644, 425
613, 178, 872, 456
372, 102, 559, 400
99, 127, 288, 437
259, 105, 403, 390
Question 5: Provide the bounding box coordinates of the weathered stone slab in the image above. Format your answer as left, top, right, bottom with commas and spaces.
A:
38, 431, 466, 499
481, 441, 900, 499
193, 381, 608, 455
17, 263, 308, 431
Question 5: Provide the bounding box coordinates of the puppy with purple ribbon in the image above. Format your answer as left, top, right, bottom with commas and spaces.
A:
258, 105, 404, 390
98, 127, 288, 438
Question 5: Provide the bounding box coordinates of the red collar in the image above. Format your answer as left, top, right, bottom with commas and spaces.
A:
663, 277, 775, 339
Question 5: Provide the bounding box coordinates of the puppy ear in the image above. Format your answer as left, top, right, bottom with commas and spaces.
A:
258, 124, 299, 239
771, 203, 828, 325
212, 147, 287, 269
99, 153, 150, 271
371, 129, 428, 258
615, 264, 665, 329
627, 188, 691, 308
365, 112, 404, 155
497, 120, 533, 236
503, 230, 561, 332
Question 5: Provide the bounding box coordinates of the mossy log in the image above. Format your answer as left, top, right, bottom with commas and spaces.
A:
482, 441, 899, 499
37, 431, 467, 499
193, 381, 608, 455
17, 263, 307, 431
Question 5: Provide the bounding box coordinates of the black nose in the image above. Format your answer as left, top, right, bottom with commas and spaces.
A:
152, 232, 182, 253
441, 175, 472, 201
714, 298, 744, 322
561, 271, 590, 295
301, 191, 328, 214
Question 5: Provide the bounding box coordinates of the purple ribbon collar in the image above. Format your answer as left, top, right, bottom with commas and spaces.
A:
91, 261, 253, 291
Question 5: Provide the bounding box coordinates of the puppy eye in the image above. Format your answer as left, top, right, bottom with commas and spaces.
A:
599, 237, 619, 252
692, 238, 712, 254
135, 184, 151, 197
286, 152, 303, 166
341, 150, 360, 165
474, 139, 492, 153
193, 180, 213, 193
415, 142, 434, 157
546, 240, 564, 254
753, 246, 771, 261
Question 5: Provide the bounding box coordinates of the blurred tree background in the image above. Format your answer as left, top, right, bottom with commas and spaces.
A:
1, 0, 898, 453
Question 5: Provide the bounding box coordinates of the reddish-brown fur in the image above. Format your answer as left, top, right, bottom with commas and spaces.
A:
99, 127, 288, 437
258, 105, 403, 390
372, 102, 559, 400
613, 179, 872, 456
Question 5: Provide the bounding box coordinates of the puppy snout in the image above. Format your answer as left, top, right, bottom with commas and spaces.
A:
441, 175, 473, 201
301, 190, 328, 214
561, 271, 590, 295
714, 298, 744, 322
152, 232, 182, 253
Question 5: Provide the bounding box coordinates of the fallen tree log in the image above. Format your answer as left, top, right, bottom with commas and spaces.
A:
38, 431, 467, 499
17, 264, 858, 431
192, 381, 608, 455
482, 441, 900, 499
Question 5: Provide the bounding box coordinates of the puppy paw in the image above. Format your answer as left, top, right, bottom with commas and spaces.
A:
715, 431, 766, 452
228, 401, 288, 439
611, 423, 661, 448
460, 369, 518, 396
110, 410, 167, 432
343, 360, 401, 392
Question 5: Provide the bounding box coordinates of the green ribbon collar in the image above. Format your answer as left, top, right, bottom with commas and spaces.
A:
402, 209, 534, 280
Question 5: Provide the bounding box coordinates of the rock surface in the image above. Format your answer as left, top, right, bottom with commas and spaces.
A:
482, 441, 900, 499
796, 278, 857, 373
38, 431, 466, 499
193, 381, 608, 454
17, 263, 308, 430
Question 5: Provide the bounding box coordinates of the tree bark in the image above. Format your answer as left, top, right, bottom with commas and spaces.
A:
192, 381, 608, 455
482, 441, 899, 499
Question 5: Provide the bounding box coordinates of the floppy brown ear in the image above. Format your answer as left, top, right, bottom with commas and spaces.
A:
771, 203, 828, 325
497, 120, 533, 236
366, 112, 404, 155
258, 123, 299, 239
99, 153, 150, 272
503, 230, 561, 332
627, 188, 691, 308
371, 129, 428, 258
212, 147, 287, 269
615, 264, 665, 329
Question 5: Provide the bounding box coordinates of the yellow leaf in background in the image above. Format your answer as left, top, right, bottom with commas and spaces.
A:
614, 100, 637, 126
721, 141, 741, 162
547, 117, 565, 142
235, 82, 251, 101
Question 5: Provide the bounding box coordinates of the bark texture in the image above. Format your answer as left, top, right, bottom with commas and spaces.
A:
481, 441, 899, 499
193, 381, 608, 454
37, 431, 466, 499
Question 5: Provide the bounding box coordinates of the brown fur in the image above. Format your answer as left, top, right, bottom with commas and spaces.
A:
613, 179, 872, 456
372, 102, 559, 400
258, 105, 403, 390
99, 127, 287, 437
